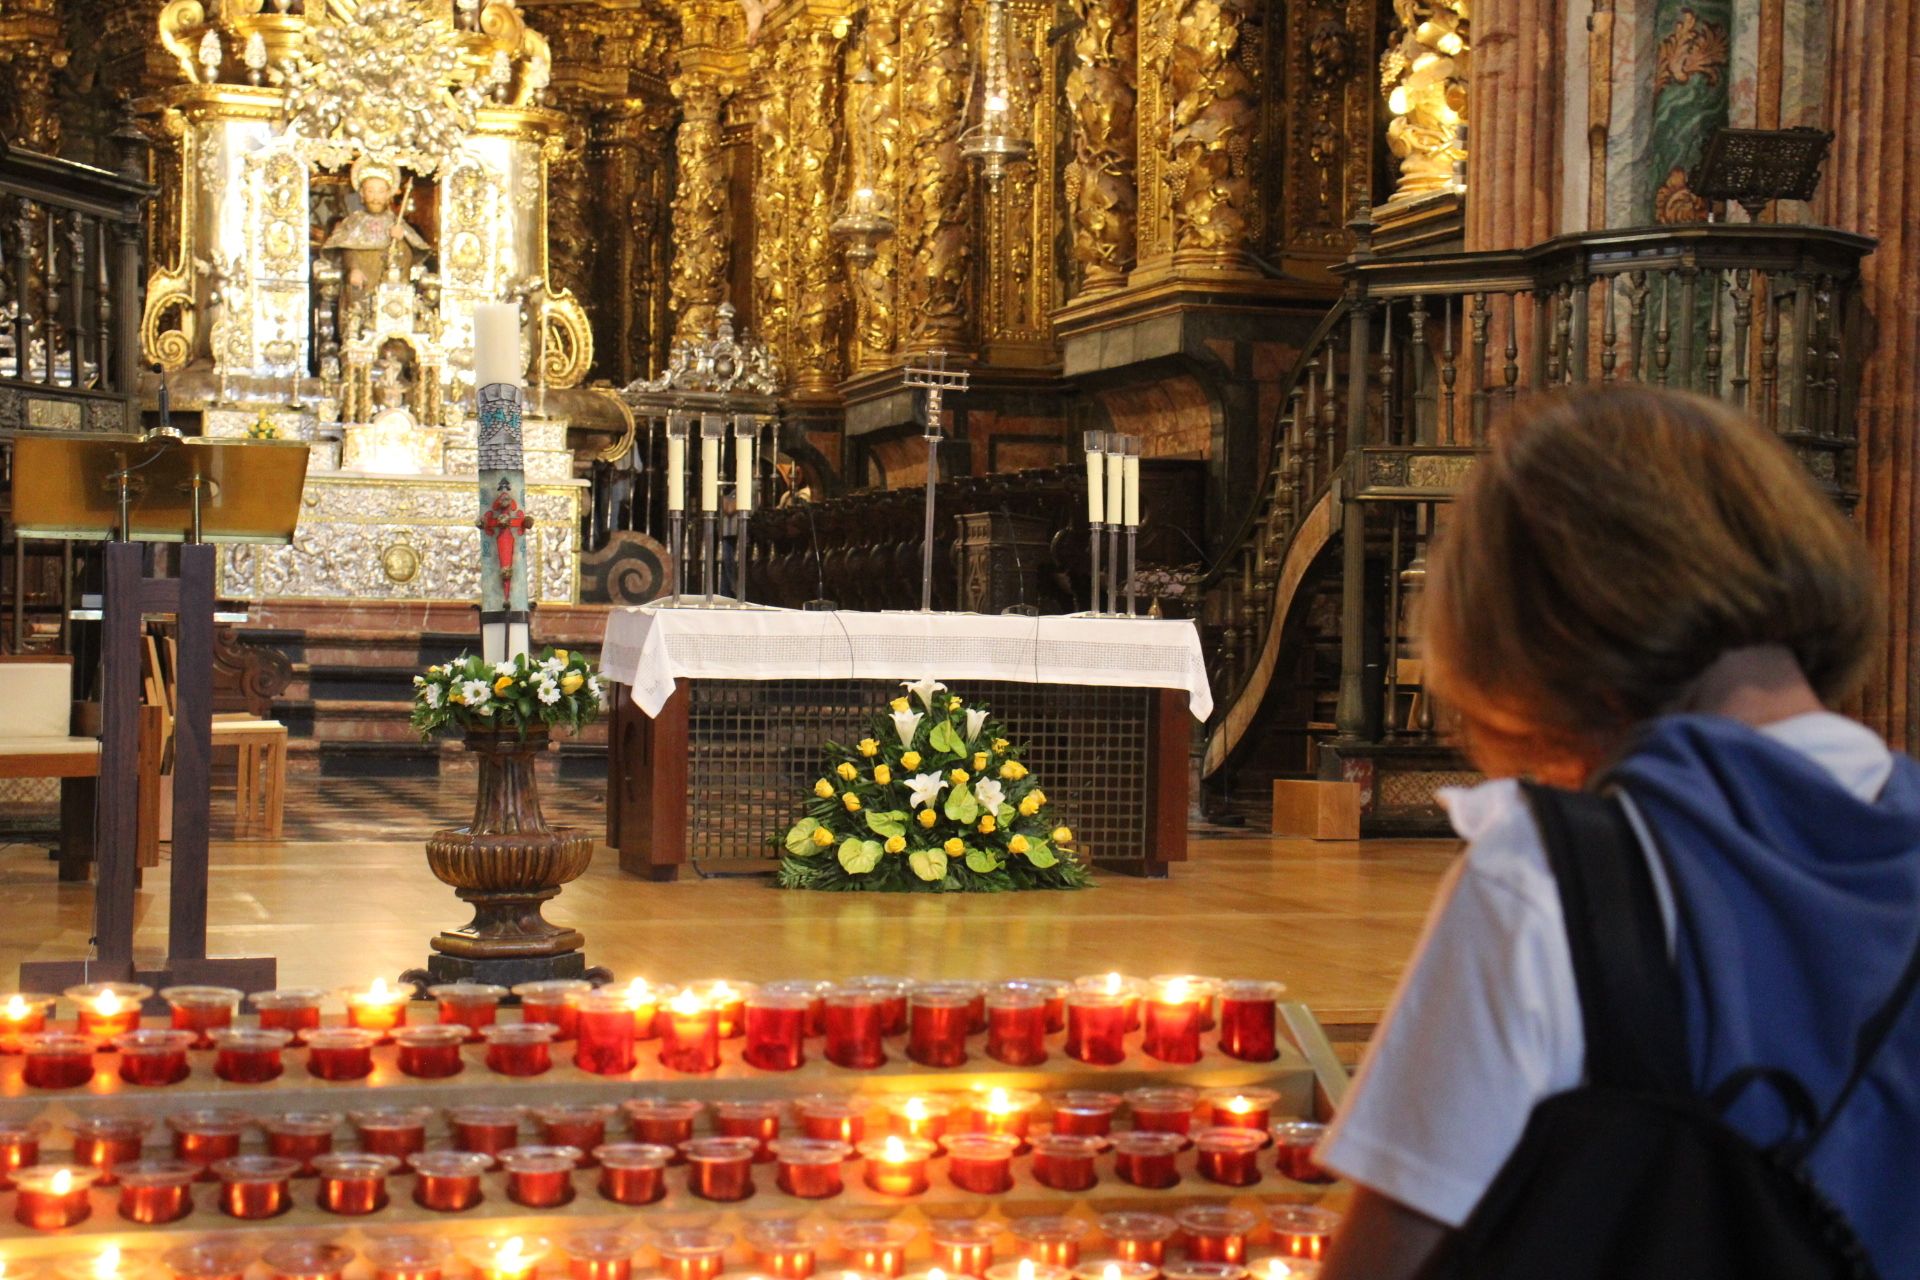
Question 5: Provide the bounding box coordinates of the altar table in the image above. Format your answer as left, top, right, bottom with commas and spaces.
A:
599, 606, 1211, 880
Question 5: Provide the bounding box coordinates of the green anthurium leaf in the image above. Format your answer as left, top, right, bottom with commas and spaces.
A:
997, 804, 1016, 827
1025, 838, 1058, 868
909, 848, 949, 882
929, 720, 964, 756
944, 781, 980, 824
838, 837, 884, 875
866, 809, 908, 839
965, 847, 1002, 874
784, 817, 822, 856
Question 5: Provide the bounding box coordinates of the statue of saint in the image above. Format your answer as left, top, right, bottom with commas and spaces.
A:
323, 156, 430, 340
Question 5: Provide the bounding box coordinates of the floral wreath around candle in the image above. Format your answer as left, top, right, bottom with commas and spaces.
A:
410, 648, 607, 737
776, 679, 1092, 892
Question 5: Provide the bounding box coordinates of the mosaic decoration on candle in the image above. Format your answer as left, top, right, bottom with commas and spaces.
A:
776, 681, 1092, 892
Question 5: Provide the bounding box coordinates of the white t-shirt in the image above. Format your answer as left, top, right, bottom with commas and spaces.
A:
1316, 711, 1895, 1228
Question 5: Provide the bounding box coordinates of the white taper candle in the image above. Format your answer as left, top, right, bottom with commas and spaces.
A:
1105, 447, 1125, 528
701, 434, 721, 512
667, 431, 686, 513
1085, 441, 1105, 523
735, 429, 755, 512
1122, 447, 1141, 528
473, 303, 521, 387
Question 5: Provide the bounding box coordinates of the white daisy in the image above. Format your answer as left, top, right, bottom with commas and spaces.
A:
460, 679, 492, 707
536, 679, 562, 705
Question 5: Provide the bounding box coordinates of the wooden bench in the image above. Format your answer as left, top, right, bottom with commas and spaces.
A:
0, 655, 100, 880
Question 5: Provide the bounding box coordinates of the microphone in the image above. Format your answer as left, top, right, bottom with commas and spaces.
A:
787, 476, 837, 613
999, 504, 1038, 616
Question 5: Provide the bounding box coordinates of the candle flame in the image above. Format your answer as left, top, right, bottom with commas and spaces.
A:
670, 990, 704, 1016
709, 980, 736, 1000
624, 977, 654, 1006
367, 977, 392, 1002
904, 1097, 928, 1121
1265, 1261, 1294, 1280
96, 989, 121, 1016
50, 1168, 72, 1194
1103, 972, 1124, 995
1018, 1262, 1036, 1280
1163, 978, 1191, 1003
4, 995, 26, 1019
1104, 1266, 1122, 1280
883, 1135, 908, 1161
92, 1246, 121, 1280
984, 1087, 1017, 1114
498, 1238, 526, 1268
928, 1271, 946, 1280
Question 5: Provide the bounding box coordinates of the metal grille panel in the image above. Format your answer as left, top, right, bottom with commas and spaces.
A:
684, 679, 1155, 871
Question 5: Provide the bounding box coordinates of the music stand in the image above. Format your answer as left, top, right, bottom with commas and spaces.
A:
12, 431, 308, 994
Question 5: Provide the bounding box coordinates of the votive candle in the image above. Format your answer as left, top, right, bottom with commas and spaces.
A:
535, 1103, 614, 1164
460, 1237, 550, 1280
410, 1150, 492, 1212
570, 990, 638, 1076
967, 1088, 1041, 1148
450, 1104, 526, 1156
909, 983, 973, 1067
21, 1030, 95, 1088
160, 985, 241, 1048
652, 1229, 732, 1280
692, 980, 752, 1038
263, 1241, 356, 1280
1206, 1089, 1278, 1139
860, 1135, 935, 1196
769, 1137, 849, 1198
1175, 1209, 1258, 1265
744, 1217, 828, 1279
0, 1118, 46, 1189
838, 1221, 918, 1278
363, 1236, 452, 1280
69, 1115, 150, 1183
622, 1097, 704, 1150
348, 1106, 433, 1160
1110, 1131, 1185, 1190
660, 991, 721, 1072
211, 1155, 297, 1219
312, 1152, 397, 1215
564, 1231, 638, 1280
985, 1263, 1068, 1280
67, 982, 150, 1044
1073, 974, 1142, 1030
513, 979, 592, 1040
1265, 1208, 1339, 1263
1006, 978, 1069, 1033
259, 1111, 340, 1174
1064, 991, 1127, 1066
743, 989, 811, 1070
13, 1164, 99, 1228
843, 975, 911, 1034
429, 982, 506, 1041
593, 1143, 672, 1204
1142, 979, 1203, 1065
760, 979, 830, 1036
1124, 1087, 1199, 1139
248, 988, 325, 1045
304, 1027, 380, 1080
1074, 1263, 1157, 1280
0, 992, 55, 1047
342, 978, 409, 1038
985, 984, 1048, 1066
824, 985, 888, 1069
1148, 974, 1217, 1031
882, 1094, 953, 1148
714, 1098, 783, 1160
163, 1239, 257, 1280
683, 1135, 759, 1201
1215, 981, 1283, 1062
1268, 1122, 1331, 1184
1098, 1213, 1178, 1266
1161, 1264, 1247, 1280
616, 978, 670, 1040
168, 1109, 249, 1177
116, 1157, 198, 1224
484, 1022, 556, 1076
1030, 1134, 1104, 1191
945, 1132, 1019, 1194
499, 1145, 580, 1208
1193, 1128, 1265, 1186
393, 1024, 466, 1078
1049, 1091, 1123, 1137
929, 1218, 1000, 1276
209, 1027, 291, 1083
113, 1029, 193, 1086
1011, 1219, 1089, 1270
795, 1095, 867, 1148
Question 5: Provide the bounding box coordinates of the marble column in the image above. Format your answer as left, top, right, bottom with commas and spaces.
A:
1464, 0, 1563, 251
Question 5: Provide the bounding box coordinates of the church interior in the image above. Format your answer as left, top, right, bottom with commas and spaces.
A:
0, 0, 1911, 1274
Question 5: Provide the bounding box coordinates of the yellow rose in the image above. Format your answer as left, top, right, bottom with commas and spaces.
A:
812, 826, 835, 848
554, 649, 570, 663
992, 737, 1009, 753
884, 835, 906, 854
1031, 788, 1047, 806
890, 697, 910, 713
836, 762, 858, 781
943, 837, 965, 856
857, 738, 880, 758
1018, 795, 1041, 817
449, 690, 466, 705
971, 752, 988, 772
843, 792, 862, 812
950, 768, 969, 786
918, 808, 938, 829
1052, 826, 1074, 845
814, 779, 835, 799
998, 763, 1018, 780
493, 674, 514, 694
873, 765, 892, 785
1009, 834, 1029, 855
948, 696, 963, 712
978, 814, 997, 834
561, 671, 585, 694
901, 751, 922, 770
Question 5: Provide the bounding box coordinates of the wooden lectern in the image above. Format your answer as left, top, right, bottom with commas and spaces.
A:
10, 430, 307, 994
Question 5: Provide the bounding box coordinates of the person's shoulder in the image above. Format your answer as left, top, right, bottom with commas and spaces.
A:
1438, 777, 1561, 915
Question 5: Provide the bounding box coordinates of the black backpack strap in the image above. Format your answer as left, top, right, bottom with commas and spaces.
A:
1523, 783, 1692, 1095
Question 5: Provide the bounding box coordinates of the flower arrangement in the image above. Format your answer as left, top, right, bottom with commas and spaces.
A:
410, 647, 607, 738
244, 412, 280, 441
776, 679, 1092, 892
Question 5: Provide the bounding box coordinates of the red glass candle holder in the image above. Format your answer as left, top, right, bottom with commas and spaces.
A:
683, 1135, 759, 1201
115, 1158, 198, 1224
743, 990, 811, 1070
342, 980, 409, 1038
0, 992, 55, 1048
1072, 974, 1142, 1030
67, 982, 150, 1045
564, 1230, 639, 1280
348, 1106, 434, 1160
458, 1237, 551, 1280
70, 1115, 150, 1183
966, 1088, 1041, 1149
570, 991, 637, 1076
160, 985, 241, 1048
429, 982, 506, 1041
859, 1135, 936, 1195
985, 1264, 1070, 1280
769, 1138, 849, 1197
209, 1027, 291, 1083
1076, 1263, 1158, 1280
484, 1022, 557, 1076
908, 983, 974, 1067
449, 1104, 525, 1156
1064, 992, 1127, 1066
258, 1111, 340, 1174
613, 978, 671, 1040
513, 979, 592, 1040
744, 1217, 830, 1279
760, 979, 830, 1037
410, 1150, 492, 1212
499, 1144, 581, 1208
1049, 1091, 1122, 1138
1124, 1087, 1199, 1139
247, 988, 325, 1045
690, 980, 752, 1038
1005, 978, 1068, 1033
653, 1229, 732, 1280
945, 1132, 1020, 1194
593, 1142, 672, 1204
13, 1164, 100, 1228
1099, 1213, 1178, 1267
882, 1094, 953, 1148
0, 1118, 46, 1189
843, 975, 911, 1034
660, 994, 721, 1072
795, 1095, 867, 1149
169, 1109, 250, 1178
1111, 1131, 1185, 1190
1142, 980, 1204, 1065
212, 1155, 298, 1219
263, 1241, 357, 1280
714, 1099, 783, 1160
22, 1031, 97, 1088
929, 1217, 1000, 1276
393, 1024, 467, 1078
363, 1236, 452, 1280
838, 1220, 918, 1278
535, 1103, 614, 1165
621, 1097, 705, 1151
115, 1029, 194, 1086
1030, 1134, 1105, 1191
1269, 1122, 1331, 1183
986, 985, 1048, 1066
824, 986, 888, 1069
164, 1239, 257, 1280
1193, 1128, 1265, 1187
1012, 1218, 1091, 1270
1176, 1208, 1258, 1266
1148, 974, 1218, 1031
305, 1026, 380, 1080
1266, 1207, 1339, 1263
312, 1152, 397, 1215
1205, 1089, 1278, 1139
1215, 980, 1283, 1062
1161, 1265, 1246, 1280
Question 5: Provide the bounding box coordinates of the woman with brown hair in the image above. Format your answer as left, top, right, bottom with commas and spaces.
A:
1315, 386, 1920, 1279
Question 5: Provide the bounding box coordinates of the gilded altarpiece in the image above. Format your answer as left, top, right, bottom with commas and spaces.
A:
975, 0, 1059, 368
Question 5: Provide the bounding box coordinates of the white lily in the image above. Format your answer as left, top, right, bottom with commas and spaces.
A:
964, 708, 990, 743
907, 772, 947, 809
973, 778, 1006, 814
890, 708, 924, 749
901, 677, 948, 713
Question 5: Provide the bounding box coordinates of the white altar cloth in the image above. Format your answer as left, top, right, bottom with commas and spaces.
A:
600, 605, 1214, 721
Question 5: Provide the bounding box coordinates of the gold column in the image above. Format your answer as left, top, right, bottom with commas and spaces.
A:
787, 20, 849, 397
0, 0, 69, 153
1064, 0, 1138, 297
1379, 1, 1469, 206
845, 0, 901, 372
750, 34, 795, 373
668, 72, 733, 338
1165, 0, 1257, 275
897, 0, 971, 352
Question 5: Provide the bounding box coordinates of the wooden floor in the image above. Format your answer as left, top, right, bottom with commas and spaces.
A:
0, 780, 1460, 1029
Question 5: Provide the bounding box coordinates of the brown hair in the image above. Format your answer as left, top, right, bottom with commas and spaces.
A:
1421, 385, 1878, 780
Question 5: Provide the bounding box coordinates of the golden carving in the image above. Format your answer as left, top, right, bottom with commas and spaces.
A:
786, 25, 847, 395
1380, 0, 1468, 202
539, 290, 594, 389
750, 35, 794, 377
0, 0, 69, 152
1167, 0, 1256, 267
845, 0, 901, 369
158, 0, 206, 82
667, 73, 731, 340
898, 0, 970, 350
1064, 0, 1137, 295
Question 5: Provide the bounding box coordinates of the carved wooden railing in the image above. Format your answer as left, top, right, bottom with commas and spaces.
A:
1202, 215, 1875, 781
